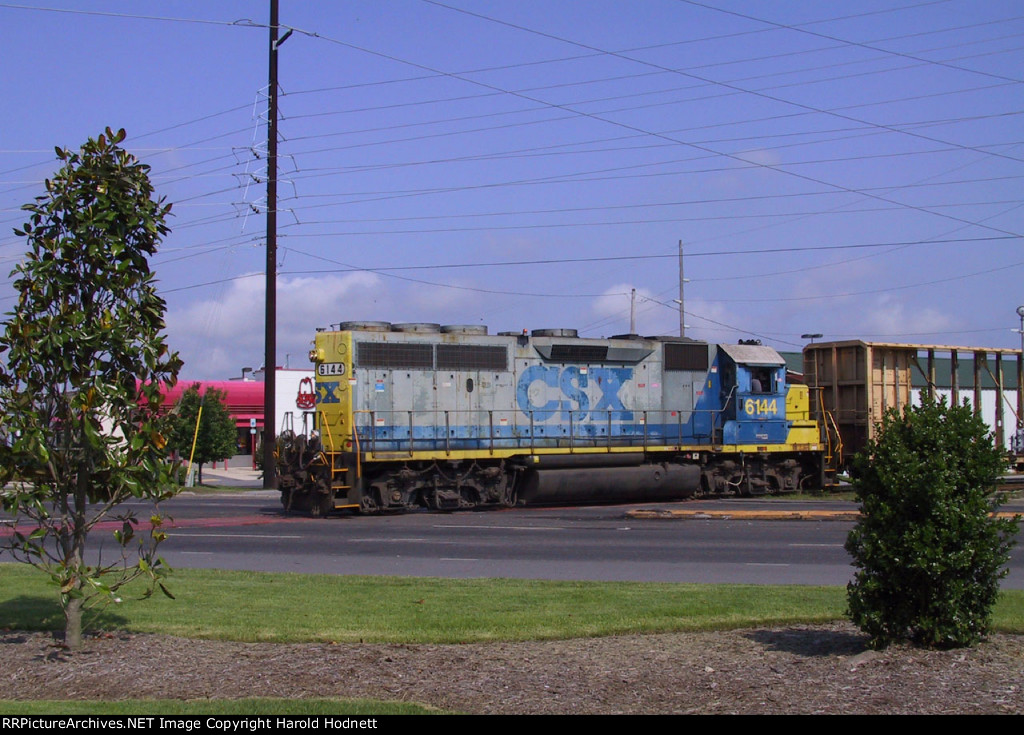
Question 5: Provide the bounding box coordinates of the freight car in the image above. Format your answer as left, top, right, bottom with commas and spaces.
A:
803, 340, 1024, 472
276, 322, 825, 515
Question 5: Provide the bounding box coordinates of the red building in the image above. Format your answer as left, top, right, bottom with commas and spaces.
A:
162, 380, 265, 455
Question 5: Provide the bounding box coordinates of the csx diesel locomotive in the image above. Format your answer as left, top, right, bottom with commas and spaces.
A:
276, 322, 825, 515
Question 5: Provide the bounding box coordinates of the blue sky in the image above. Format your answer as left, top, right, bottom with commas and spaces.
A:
1, 0, 1021, 379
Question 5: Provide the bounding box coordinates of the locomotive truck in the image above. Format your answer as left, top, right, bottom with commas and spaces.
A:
276, 322, 826, 515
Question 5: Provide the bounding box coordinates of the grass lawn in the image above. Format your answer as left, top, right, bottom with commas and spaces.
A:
2, 564, 1022, 714
0, 564, 853, 643
3, 564, 1023, 643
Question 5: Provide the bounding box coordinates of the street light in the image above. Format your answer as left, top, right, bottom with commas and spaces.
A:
671, 299, 691, 336
1016, 306, 1024, 352
801, 333, 823, 344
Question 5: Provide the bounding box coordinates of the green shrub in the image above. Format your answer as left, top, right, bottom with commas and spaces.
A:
845, 397, 1018, 649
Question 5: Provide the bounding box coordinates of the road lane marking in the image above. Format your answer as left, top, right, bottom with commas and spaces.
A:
169, 533, 303, 539
790, 543, 844, 547
432, 524, 564, 531
347, 537, 430, 542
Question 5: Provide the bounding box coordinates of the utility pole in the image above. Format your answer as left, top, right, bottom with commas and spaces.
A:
678, 240, 685, 338
263, 0, 287, 489
630, 288, 636, 334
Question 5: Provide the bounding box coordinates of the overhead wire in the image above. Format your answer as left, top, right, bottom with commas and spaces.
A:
2, 2, 1020, 337
391, 1, 1022, 242
676, 0, 1023, 84
278, 26, 1024, 149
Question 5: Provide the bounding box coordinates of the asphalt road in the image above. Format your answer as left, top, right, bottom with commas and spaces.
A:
144, 491, 1024, 588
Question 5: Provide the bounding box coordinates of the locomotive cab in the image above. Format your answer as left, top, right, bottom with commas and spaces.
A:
716, 344, 789, 445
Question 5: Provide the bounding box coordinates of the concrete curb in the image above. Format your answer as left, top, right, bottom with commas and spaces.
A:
626, 508, 1023, 521
626, 508, 861, 521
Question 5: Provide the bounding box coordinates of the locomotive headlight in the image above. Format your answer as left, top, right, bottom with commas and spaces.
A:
308, 348, 318, 363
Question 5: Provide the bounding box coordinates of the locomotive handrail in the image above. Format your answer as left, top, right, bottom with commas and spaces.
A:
317, 408, 349, 486
318, 408, 334, 452
825, 409, 843, 467
351, 422, 361, 481
721, 385, 737, 419
348, 407, 729, 455
529, 411, 535, 453
808, 385, 843, 473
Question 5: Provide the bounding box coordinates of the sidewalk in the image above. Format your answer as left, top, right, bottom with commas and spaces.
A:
187, 463, 264, 490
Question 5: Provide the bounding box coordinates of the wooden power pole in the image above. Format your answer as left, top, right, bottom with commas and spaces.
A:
263, 0, 289, 488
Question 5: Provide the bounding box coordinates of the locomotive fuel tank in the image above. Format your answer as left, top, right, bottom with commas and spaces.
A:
518, 457, 701, 504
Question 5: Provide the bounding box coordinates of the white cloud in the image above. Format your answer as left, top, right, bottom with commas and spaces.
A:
402, 278, 485, 315
858, 295, 957, 340
166, 271, 383, 378
732, 149, 783, 167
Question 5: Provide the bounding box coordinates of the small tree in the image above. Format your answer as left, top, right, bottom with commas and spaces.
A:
846, 397, 1018, 649
0, 128, 182, 649
166, 384, 238, 484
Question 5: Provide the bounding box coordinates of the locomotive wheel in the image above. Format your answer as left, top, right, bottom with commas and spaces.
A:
359, 485, 384, 514
281, 489, 311, 513
309, 492, 333, 518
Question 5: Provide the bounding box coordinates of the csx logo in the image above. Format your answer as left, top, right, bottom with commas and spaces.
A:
516, 365, 633, 422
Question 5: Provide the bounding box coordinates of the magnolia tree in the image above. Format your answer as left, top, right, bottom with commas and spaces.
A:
0, 128, 183, 649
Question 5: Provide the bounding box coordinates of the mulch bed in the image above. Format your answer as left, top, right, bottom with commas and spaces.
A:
4, 623, 1023, 714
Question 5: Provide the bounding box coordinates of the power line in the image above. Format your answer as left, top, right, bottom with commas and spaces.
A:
275, 235, 1015, 273
677, 0, 1023, 84
0, 3, 265, 28
379, 1, 1021, 240
280, 28, 1024, 129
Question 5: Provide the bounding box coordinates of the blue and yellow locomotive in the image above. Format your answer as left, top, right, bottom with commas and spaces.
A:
276, 322, 824, 515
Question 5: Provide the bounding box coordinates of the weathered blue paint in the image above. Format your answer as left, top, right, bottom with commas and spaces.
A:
354, 421, 711, 452
516, 365, 634, 422
516, 364, 561, 420
560, 366, 590, 417
591, 367, 633, 421
691, 352, 723, 439
322, 330, 802, 452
